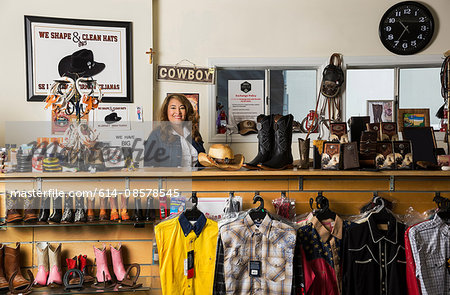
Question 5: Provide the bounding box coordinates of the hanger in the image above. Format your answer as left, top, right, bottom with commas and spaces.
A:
310, 192, 336, 221
184, 192, 203, 221
249, 192, 267, 222
360, 192, 393, 214
434, 192, 450, 220
367, 193, 393, 227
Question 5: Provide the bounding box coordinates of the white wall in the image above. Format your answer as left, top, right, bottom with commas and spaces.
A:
1, 0, 449, 158
154, 0, 450, 159
0, 0, 153, 145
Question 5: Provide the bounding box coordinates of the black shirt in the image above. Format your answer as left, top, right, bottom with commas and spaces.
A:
342, 211, 407, 295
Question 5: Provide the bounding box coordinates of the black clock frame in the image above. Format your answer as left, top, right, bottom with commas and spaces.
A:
378, 1, 434, 55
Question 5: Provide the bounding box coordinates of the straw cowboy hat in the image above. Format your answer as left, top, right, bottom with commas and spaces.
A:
198, 144, 244, 170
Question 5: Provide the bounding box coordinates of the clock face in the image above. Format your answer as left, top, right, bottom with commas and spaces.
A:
379, 1, 434, 55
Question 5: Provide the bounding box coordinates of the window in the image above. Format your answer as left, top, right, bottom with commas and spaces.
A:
209, 58, 322, 142
209, 55, 443, 142
345, 65, 442, 130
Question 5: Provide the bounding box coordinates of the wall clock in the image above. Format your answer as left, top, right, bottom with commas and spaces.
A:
379, 1, 434, 55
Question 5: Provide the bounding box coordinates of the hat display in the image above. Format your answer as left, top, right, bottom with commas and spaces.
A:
58, 49, 105, 77
105, 112, 122, 124
237, 120, 257, 135
198, 144, 244, 170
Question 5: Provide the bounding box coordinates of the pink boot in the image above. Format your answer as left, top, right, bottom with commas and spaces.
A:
47, 243, 62, 285
110, 243, 127, 281
34, 242, 49, 286
93, 244, 112, 282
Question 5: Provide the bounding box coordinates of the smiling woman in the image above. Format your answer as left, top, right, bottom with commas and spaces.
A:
144, 94, 205, 168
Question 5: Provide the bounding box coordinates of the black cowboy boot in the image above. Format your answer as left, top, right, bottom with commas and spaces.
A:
48, 196, 62, 223
132, 197, 144, 222
38, 196, 50, 223
61, 195, 74, 223
74, 196, 87, 223
145, 197, 157, 221
259, 114, 294, 170
243, 114, 274, 169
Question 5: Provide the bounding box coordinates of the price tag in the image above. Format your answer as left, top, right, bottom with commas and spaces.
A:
249, 261, 261, 277
184, 250, 195, 279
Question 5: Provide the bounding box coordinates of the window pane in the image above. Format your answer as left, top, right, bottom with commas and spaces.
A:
216, 69, 265, 134
283, 70, 317, 126
216, 68, 317, 134
345, 69, 395, 121
399, 68, 441, 129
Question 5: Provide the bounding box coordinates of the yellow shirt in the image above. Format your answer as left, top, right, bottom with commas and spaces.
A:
155, 213, 218, 295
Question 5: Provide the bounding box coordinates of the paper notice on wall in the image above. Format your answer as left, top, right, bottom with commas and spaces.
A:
228, 80, 264, 129
94, 105, 130, 130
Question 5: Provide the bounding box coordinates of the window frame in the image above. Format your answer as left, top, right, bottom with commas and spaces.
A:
208, 55, 443, 143
208, 57, 325, 143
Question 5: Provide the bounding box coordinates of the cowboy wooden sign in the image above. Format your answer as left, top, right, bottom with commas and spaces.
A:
157, 65, 215, 84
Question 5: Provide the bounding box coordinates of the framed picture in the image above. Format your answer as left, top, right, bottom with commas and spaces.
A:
25, 15, 132, 102
397, 108, 430, 132
167, 93, 199, 117
367, 100, 394, 123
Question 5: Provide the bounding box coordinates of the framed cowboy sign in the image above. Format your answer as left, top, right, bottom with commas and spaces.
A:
25, 16, 133, 102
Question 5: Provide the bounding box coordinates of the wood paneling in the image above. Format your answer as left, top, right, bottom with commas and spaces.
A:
0, 171, 448, 293
33, 225, 153, 242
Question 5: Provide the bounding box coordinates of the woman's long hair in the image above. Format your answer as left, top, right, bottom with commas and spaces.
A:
158, 94, 202, 143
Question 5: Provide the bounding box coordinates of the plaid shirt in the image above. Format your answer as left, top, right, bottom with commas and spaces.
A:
408, 214, 450, 295
213, 213, 297, 295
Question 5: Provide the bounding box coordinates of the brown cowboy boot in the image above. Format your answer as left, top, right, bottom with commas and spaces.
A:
87, 197, 95, 222
110, 196, 119, 221
23, 195, 38, 223
119, 194, 130, 221
6, 193, 22, 223
4, 243, 29, 289
0, 244, 9, 290
99, 197, 108, 221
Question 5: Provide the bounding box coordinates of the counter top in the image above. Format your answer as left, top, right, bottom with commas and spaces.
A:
1, 168, 450, 178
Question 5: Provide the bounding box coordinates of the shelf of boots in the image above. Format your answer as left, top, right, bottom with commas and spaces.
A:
28, 278, 150, 294
0, 220, 154, 229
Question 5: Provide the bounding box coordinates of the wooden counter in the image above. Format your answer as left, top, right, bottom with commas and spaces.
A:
0, 168, 449, 294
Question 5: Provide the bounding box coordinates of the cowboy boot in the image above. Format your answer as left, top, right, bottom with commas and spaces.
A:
110, 243, 127, 282
23, 195, 38, 223
243, 114, 274, 169
37, 196, 50, 224
47, 243, 62, 285
4, 243, 29, 289
48, 195, 62, 224
78, 255, 94, 283
60, 195, 74, 223
0, 244, 8, 290
34, 242, 49, 286
66, 256, 78, 284
132, 196, 144, 222
93, 244, 112, 282
74, 196, 87, 223
145, 197, 156, 221
119, 194, 130, 221
66, 256, 77, 274
99, 197, 108, 221
259, 114, 294, 170
87, 197, 95, 222
110, 196, 119, 221
6, 193, 22, 223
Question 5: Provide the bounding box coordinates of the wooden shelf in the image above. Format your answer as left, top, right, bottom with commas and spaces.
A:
1, 168, 450, 179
